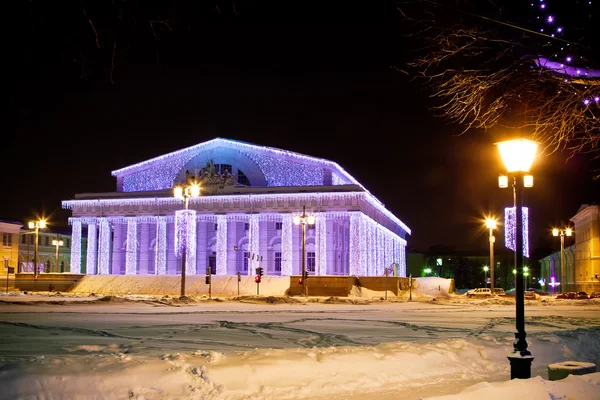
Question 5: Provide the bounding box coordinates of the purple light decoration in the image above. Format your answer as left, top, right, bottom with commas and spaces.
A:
504, 207, 530, 258
155, 217, 167, 275
281, 214, 293, 276
316, 213, 327, 276
547, 16, 554, 23
557, 27, 563, 33
216, 215, 228, 275
125, 217, 138, 275
534, 58, 600, 78
249, 214, 260, 275
595, 97, 600, 102
540, 4, 546, 9
70, 219, 82, 273
566, 57, 572, 62
174, 210, 197, 275
349, 213, 363, 276
98, 218, 111, 275
584, 99, 591, 105
86, 223, 97, 275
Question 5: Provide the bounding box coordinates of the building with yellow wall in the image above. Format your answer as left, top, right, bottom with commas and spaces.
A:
0, 219, 23, 275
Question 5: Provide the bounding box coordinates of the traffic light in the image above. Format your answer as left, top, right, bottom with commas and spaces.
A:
255, 275, 261, 284
256, 267, 263, 277
237, 271, 241, 282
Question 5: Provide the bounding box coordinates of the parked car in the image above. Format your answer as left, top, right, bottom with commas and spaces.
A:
466, 288, 492, 298
590, 292, 600, 299
556, 292, 590, 299
524, 291, 536, 300
493, 288, 506, 296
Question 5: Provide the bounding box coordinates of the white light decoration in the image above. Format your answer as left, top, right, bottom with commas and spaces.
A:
70, 219, 82, 273
62, 191, 410, 236
367, 220, 375, 275
174, 210, 197, 275
98, 218, 111, 275
216, 215, 228, 275
281, 214, 293, 276
155, 217, 167, 275
86, 223, 97, 275
504, 207, 530, 258
249, 213, 260, 275
349, 213, 361, 276
316, 213, 327, 276
125, 218, 138, 275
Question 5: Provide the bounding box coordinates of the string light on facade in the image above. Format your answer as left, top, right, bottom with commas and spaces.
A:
281, 214, 293, 276
126, 218, 138, 275
216, 215, 228, 275
316, 213, 327, 276
86, 223, 97, 275
98, 218, 111, 274
156, 217, 167, 275
249, 214, 260, 274
70, 219, 82, 273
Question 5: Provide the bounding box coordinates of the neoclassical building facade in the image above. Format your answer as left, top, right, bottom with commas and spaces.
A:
63, 138, 410, 277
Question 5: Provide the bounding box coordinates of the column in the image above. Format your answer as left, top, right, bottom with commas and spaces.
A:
175, 210, 197, 276
368, 221, 376, 276
226, 220, 237, 275
196, 220, 207, 275
325, 219, 335, 276
248, 214, 260, 275
281, 214, 293, 276
259, 219, 268, 274
125, 217, 138, 275
139, 222, 150, 274
216, 215, 228, 275
86, 222, 97, 275
316, 213, 327, 276
349, 213, 362, 276
70, 219, 82, 274
111, 223, 123, 274
155, 217, 167, 275
167, 221, 176, 274
98, 218, 111, 275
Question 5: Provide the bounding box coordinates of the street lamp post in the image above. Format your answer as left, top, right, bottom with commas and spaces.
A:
28, 219, 46, 280
552, 228, 573, 294
52, 237, 64, 273
483, 266, 489, 288
173, 180, 201, 298
497, 138, 537, 380
293, 206, 315, 297
485, 218, 497, 291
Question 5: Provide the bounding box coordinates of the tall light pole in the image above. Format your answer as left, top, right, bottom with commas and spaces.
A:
485, 218, 497, 291
28, 219, 46, 279
497, 138, 537, 380
52, 237, 64, 273
294, 206, 315, 297
552, 227, 573, 294
173, 179, 201, 298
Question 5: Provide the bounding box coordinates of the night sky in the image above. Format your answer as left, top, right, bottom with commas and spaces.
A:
6, 1, 600, 255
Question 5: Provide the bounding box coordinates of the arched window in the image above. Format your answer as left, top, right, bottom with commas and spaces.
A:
60, 260, 65, 273
45, 260, 51, 273
237, 169, 251, 186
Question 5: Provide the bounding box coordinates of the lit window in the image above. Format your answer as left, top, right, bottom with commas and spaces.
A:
307, 252, 316, 272
275, 222, 282, 230
2, 233, 12, 247
275, 252, 282, 272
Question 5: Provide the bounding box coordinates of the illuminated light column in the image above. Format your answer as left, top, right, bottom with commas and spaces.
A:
155, 217, 167, 275
349, 213, 363, 276
367, 221, 374, 275
175, 210, 197, 277
125, 217, 138, 275
249, 214, 260, 275
86, 222, 97, 275
98, 218, 111, 275
70, 219, 82, 274
504, 207, 530, 258
139, 221, 150, 274
281, 214, 293, 276
216, 215, 228, 275
316, 213, 327, 276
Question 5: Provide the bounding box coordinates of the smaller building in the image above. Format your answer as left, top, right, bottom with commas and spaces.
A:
539, 204, 600, 294
18, 226, 87, 274
0, 219, 23, 275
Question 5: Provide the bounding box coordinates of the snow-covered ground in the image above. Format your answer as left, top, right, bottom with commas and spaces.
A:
1, 288, 599, 400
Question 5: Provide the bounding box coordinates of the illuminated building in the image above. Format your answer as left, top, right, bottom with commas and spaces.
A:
63, 138, 410, 277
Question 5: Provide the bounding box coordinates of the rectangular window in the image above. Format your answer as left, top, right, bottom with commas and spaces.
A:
21, 235, 26, 244
243, 252, 249, 272
307, 251, 316, 272
245, 223, 249, 231
214, 223, 218, 231
45, 237, 49, 246
274, 252, 282, 272
308, 224, 315, 230
275, 222, 282, 230
2, 233, 11, 247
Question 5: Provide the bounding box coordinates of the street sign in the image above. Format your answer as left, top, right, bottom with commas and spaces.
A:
7, 267, 14, 274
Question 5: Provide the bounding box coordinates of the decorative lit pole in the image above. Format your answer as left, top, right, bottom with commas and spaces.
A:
483, 265, 489, 288
173, 180, 201, 298
497, 138, 538, 380
485, 218, 497, 291
552, 227, 573, 294
293, 206, 315, 297
28, 219, 46, 279
52, 237, 64, 273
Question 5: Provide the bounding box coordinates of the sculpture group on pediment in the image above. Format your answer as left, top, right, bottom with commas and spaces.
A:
184, 160, 236, 187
